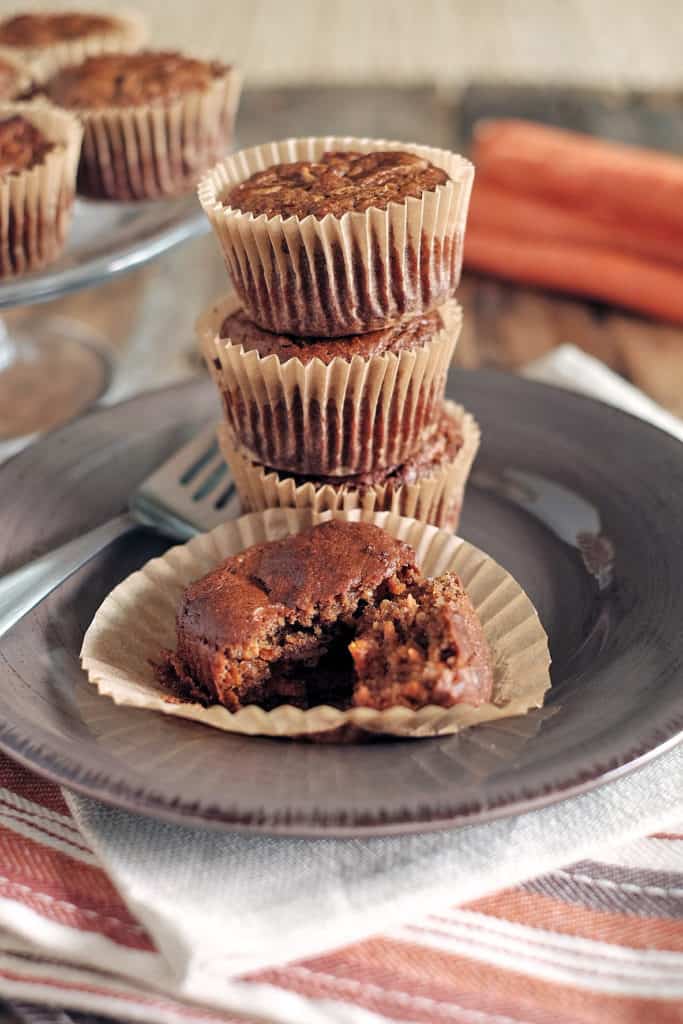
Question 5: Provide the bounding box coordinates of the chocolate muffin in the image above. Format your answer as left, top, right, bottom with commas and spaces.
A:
226, 150, 450, 220
157, 520, 493, 713
219, 401, 480, 531
0, 102, 82, 277
0, 115, 54, 175
45, 50, 241, 199
200, 294, 462, 476
0, 12, 145, 76
350, 573, 494, 709
158, 520, 420, 711
198, 137, 474, 336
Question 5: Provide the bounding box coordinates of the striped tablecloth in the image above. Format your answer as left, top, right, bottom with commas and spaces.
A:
1, 749, 683, 1024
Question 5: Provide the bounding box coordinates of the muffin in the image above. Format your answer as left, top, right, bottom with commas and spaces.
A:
0, 48, 32, 99
220, 401, 480, 531
199, 293, 462, 475
0, 11, 145, 77
198, 137, 474, 336
45, 51, 241, 199
157, 519, 493, 713
0, 101, 82, 277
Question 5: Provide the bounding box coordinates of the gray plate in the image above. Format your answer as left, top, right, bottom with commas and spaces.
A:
1, 371, 682, 836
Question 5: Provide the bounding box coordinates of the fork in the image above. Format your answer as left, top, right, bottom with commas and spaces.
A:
0, 425, 238, 640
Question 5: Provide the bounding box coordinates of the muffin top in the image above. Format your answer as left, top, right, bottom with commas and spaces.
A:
0, 115, 55, 176
0, 56, 20, 99
220, 307, 445, 365
271, 404, 464, 489
225, 149, 450, 219
176, 520, 418, 653
0, 12, 117, 46
46, 51, 229, 109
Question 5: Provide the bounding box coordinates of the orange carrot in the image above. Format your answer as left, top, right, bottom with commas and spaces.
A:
469, 176, 683, 268
473, 120, 683, 238
464, 227, 683, 324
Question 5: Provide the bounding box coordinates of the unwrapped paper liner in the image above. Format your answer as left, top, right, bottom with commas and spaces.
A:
59, 64, 242, 200
197, 136, 474, 336
0, 100, 82, 277
199, 293, 461, 475
15, 9, 146, 79
219, 400, 480, 532
81, 508, 551, 740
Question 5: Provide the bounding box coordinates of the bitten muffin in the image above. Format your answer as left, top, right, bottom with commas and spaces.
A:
0, 11, 145, 76
46, 50, 241, 199
198, 137, 474, 336
0, 102, 82, 277
157, 520, 493, 713
220, 401, 481, 531
200, 293, 462, 476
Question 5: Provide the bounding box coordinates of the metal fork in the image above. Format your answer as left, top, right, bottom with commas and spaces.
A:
0, 425, 238, 639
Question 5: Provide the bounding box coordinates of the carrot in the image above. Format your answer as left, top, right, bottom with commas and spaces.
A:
472, 119, 683, 238
464, 227, 683, 324
469, 176, 683, 268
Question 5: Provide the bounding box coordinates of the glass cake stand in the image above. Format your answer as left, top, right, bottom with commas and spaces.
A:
0, 193, 208, 445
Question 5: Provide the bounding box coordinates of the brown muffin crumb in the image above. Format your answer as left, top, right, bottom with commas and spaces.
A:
47, 51, 230, 109
226, 149, 449, 220
0, 115, 55, 176
350, 574, 493, 709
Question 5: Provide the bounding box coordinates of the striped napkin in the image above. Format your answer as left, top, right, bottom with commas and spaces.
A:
1, 347, 682, 1024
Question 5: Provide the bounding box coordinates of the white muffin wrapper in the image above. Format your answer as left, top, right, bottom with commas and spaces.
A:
63, 65, 242, 200
198, 136, 474, 336
0, 100, 82, 277
81, 508, 551, 740
219, 400, 480, 532
200, 292, 462, 475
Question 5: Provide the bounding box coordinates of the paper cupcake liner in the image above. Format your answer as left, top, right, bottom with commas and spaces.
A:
198, 136, 474, 336
199, 293, 461, 475
219, 400, 480, 532
14, 10, 146, 80
81, 508, 551, 740
0, 100, 82, 278
65, 65, 242, 200
0, 47, 35, 99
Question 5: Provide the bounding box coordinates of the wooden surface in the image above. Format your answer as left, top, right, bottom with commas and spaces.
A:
37, 83, 683, 422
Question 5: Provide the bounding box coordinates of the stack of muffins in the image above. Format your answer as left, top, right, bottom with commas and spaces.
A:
197, 138, 479, 530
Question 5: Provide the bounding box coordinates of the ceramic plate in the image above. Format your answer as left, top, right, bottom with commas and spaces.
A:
1, 371, 682, 835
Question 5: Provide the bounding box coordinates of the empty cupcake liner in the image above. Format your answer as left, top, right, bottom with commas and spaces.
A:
219, 400, 480, 532
199, 292, 461, 475
0, 47, 35, 99
66, 65, 242, 200
14, 10, 147, 79
81, 508, 551, 740
0, 100, 82, 278
197, 136, 474, 336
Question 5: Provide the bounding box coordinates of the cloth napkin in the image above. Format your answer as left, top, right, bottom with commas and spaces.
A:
2, 346, 683, 1024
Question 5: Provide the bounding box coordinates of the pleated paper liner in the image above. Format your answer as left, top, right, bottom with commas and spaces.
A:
46, 63, 242, 200
0, 47, 35, 99
81, 509, 551, 741
219, 400, 480, 532
197, 136, 474, 336
199, 292, 461, 476
11, 10, 147, 79
0, 101, 82, 278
